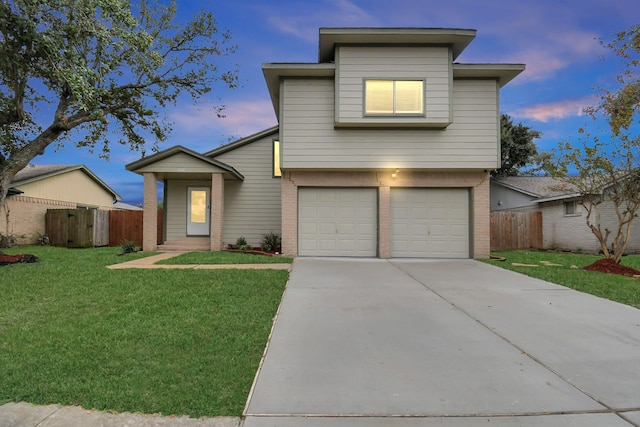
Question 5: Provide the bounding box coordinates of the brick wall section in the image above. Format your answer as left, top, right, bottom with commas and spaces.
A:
142, 172, 158, 251
473, 177, 491, 258
210, 174, 224, 251
281, 171, 298, 256
282, 170, 491, 258
378, 186, 391, 258
541, 199, 640, 254
2, 196, 76, 245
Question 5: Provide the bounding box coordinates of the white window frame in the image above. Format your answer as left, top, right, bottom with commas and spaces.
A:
364, 79, 425, 116
564, 201, 580, 216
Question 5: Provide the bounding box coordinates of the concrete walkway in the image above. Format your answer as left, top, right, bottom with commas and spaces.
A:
0, 402, 240, 427
106, 252, 291, 270
242, 258, 640, 426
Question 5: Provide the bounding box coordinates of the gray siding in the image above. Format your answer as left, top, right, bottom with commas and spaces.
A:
213, 135, 282, 247
490, 182, 537, 211
165, 179, 210, 241
336, 46, 451, 126
281, 78, 499, 170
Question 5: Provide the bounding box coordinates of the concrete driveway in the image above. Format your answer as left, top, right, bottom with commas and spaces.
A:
242, 258, 640, 426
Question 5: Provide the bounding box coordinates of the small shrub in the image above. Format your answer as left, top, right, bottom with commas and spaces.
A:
261, 232, 281, 252
236, 236, 247, 247
119, 240, 138, 254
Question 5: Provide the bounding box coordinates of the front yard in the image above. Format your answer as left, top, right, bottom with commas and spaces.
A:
0, 246, 288, 418
485, 250, 640, 309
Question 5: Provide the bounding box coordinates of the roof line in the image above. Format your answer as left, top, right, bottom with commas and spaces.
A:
205, 126, 279, 157
126, 145, 244, 180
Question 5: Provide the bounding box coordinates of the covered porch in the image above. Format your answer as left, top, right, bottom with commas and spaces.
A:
126, 146, 244, 251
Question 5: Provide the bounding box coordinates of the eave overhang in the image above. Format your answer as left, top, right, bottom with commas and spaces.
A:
318, 27, 477, 62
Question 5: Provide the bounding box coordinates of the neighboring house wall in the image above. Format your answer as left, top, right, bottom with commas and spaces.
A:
541, 199, 640, 253
1, 195, 76, 245
281, 78, 499, 170
15, 169, 115, 208
490, 181, 536, 211
212, 135, 282, 247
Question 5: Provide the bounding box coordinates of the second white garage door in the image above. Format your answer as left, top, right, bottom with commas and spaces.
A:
391, 188, 469, 258
298, 188, 377, 257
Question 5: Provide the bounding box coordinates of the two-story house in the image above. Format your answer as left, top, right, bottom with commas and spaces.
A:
126, 27, 524, 258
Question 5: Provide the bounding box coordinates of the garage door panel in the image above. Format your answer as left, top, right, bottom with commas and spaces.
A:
391, 188, 469, 258
299, 188, 377, 257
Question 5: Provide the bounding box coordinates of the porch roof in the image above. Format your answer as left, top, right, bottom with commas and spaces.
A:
126, 145, 244, 181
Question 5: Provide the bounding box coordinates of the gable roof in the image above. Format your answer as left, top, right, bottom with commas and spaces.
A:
205, 126, 279, 158
125, 145, 244, 180
11, 164, 121, 200
492, 176, 578, 202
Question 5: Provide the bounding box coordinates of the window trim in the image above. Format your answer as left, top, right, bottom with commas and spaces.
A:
273, 139, 281, 178
363, 79, 426, 117
564, 201, 580, 216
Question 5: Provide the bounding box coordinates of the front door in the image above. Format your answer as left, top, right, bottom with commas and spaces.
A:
187, 187, 210, 236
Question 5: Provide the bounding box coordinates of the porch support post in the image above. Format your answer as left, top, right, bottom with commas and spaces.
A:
210, 174, 224, 251
142, 172, 158, 251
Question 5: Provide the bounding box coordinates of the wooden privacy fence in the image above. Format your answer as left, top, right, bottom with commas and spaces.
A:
46, 209, 163, 248
490, 211, 543, 251
109, 210, 163, 247
45, 209, 109, 248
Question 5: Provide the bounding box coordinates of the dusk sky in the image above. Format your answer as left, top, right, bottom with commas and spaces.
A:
29, 0, 638, 205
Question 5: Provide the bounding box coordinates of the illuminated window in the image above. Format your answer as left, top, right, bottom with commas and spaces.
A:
273, 140, 281, 177
365, 80, 424, 115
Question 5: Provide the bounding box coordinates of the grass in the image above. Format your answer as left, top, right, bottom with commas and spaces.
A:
484, 250, 640, 309
157, 250, 293, 265
0, 246, 288, 417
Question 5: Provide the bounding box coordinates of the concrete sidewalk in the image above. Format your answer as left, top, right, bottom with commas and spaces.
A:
106, 252, 291, 270
0, 402, 240, 427
242, 258, 640, 426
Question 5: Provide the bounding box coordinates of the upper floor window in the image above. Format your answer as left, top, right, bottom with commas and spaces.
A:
273, 140, 281, 177
365, 80, 424, 115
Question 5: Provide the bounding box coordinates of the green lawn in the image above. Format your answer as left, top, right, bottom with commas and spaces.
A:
157, 250, 293, 265
0, 246, 288, 417
484, 250, 640, 309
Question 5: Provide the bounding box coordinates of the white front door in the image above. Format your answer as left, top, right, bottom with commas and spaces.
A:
187, 187, 210, 236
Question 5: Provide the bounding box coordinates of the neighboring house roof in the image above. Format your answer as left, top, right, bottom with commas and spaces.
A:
492, 176, 579, 204
126, 145, 244, 180
113, 201, 143, 211
205, 126, 279, 157
10, 164, 121, 200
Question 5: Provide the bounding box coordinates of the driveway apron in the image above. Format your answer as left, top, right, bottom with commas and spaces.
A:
242, 258, 640, 426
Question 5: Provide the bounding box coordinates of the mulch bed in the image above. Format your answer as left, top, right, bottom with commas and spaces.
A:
583, 258, 640, 277
0, 253, 39, 266
225, 249, 281, 256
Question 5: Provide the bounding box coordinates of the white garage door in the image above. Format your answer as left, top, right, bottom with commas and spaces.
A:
391, 188, 469, 258
298, 188, 377, 257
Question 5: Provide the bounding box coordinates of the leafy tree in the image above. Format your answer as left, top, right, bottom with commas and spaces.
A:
556, 135, 640, 263
492, 114, 541, 177
0, 0, 238, 214
555, 26, 640, 262
588, 25, 640, 136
